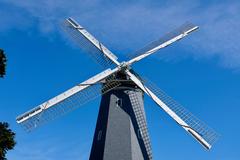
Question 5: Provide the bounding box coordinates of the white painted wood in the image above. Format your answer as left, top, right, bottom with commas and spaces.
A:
66, 18, 120, 66
126, 70, 211, 149
127, 26, 199, 65
17, 68, 119, 123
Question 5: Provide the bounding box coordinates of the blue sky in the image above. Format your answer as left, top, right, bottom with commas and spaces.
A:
0, 0, 240, 159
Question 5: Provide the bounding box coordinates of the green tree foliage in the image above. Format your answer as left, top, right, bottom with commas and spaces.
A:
0, 122, 16, 160
0, 49, 7, 78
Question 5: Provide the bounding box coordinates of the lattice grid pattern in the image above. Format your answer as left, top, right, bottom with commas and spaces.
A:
20, 76, 121, 132
129, 91, 152, 159
127, 22, 197, 60
62, 20, 115, 68
143, 78, 219, 146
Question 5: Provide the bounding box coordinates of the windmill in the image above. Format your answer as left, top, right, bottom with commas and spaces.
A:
16, 18, 219, 160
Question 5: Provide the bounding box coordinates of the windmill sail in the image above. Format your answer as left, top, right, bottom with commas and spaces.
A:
62, 18, 120, 68
17, 68, 120, 131
129, 91, 152, 159
127, 22, 199, 65
126, 70, 219, 149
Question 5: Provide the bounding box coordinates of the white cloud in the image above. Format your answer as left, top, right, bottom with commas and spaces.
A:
1, 0, 240, 69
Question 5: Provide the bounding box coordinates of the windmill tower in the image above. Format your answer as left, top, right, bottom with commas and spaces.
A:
16, 18, 219, 160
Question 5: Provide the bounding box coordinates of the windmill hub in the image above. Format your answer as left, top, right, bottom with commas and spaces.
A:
118, 61, 130, 71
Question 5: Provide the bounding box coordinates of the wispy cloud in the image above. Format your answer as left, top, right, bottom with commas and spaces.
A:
1, 0, 240, 68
